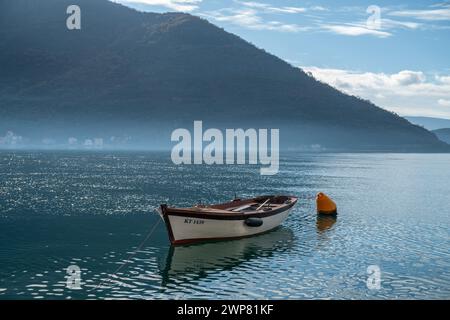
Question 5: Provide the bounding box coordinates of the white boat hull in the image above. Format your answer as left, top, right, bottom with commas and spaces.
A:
160, 208, 293, 245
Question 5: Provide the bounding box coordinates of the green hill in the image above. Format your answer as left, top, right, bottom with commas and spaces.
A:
0, 0, 448, 151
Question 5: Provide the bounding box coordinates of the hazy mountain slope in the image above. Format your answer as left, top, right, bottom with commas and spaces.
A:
433, 129, 450, 144
0, 0, 448, 151
405, 116, 450, 131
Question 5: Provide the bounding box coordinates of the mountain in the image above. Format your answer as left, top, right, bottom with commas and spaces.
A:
433, 129, 450, 144
0, 0, 448, 151
404, 116, 450, 131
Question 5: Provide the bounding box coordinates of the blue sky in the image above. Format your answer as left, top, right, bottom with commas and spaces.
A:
114, 0, 450, 119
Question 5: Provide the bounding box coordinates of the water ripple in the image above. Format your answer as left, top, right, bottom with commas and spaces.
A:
0, 152, 449, 299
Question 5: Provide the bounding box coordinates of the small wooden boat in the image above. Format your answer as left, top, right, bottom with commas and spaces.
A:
158, 195, 298, 245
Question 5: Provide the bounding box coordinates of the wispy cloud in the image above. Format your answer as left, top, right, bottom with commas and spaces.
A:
318, 4, 431, 38
237, 1, 306, 14
201, 8, 309, 32
303, 67, 450, 118
197, 1, 313, 32
313, 3, 450, 37
115, 1, 450, 38
227, 2, 431, 37
266, 6, 306, 14
310, 6, 328, 12
321, 24, 392, 37
319, 16, 423, 38
389, 4, 450, 21
115, 0, 202, 12
381, 18, 422, 30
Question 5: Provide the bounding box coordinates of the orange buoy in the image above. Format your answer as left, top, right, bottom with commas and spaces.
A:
316, 192, 337, 215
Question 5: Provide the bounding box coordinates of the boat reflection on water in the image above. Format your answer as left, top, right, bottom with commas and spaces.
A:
159, 227, 295, 285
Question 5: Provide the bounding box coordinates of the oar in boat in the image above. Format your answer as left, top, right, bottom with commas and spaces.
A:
256, 198, 271, 211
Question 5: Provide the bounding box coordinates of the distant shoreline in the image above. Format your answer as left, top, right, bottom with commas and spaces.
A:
1, 148, 450, 154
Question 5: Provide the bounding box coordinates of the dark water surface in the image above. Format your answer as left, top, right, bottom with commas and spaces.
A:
0, 151, 449, 299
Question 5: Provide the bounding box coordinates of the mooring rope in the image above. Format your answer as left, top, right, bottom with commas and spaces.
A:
90, 208, 162, 292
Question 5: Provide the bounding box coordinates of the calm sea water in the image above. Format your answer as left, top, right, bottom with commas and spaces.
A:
0, 151, 449, 300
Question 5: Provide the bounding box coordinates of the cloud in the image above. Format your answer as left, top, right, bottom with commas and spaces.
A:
42, 138, 56, 145
302, 66, 450, 118
201, 8, 309, 32
94, 138, 104, 147
310, 6, 328, 12
82, 138, 104, 148
316, 4, 448, 37
267, 6, 306, 14
436, 75, 450, 84
236, 1, 328, 13
319, 15, 423, 38
391, 70, 426, 85
0, 131, 23, 145
438, 99, 450, 107
389, 7, 450, 21
237, 1, 306, 14
380, 18, 422, 30
116, 1, 444, 37
115, 0, 202, 12
200, 1, 321, 32
237, 1, 267, 9
321, 24, 392, 37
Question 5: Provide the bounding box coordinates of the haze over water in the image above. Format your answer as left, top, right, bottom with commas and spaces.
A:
0, 151, 449, 299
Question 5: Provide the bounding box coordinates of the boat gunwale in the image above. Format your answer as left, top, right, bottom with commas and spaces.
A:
162, 196, 298, 221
